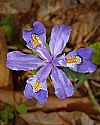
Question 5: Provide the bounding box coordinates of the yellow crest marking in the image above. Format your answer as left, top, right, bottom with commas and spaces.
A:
33, 80, 42, 92
32, 34, 41, 48
66, 56, 81, 64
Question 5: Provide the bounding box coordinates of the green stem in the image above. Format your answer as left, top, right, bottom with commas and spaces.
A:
84, 81, 100, 112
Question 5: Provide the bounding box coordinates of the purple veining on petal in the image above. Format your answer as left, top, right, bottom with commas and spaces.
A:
49, 25, 72, 57
76, 48, 97, 73
37, 63, 52, 82
25, 76, 48, 103
22, 21, 46, 50
51, 67, 74, 99
36, 47, 51, 61
7, 21, 97, 103
57, 48, 96, 73
24, 83, 33, 99
77, 60, 97, 73
6, 51, 44, 71
77, 48, 93, 59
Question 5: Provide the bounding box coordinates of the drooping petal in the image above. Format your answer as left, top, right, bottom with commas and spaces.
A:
61, 49, 97, 73
22, 21, 46, 50
77, 60, 97, 73
36, 47, 51, 61
32, 21, 46, 44
22, 30, 32, 44
49, 25, 72, 57
76, 48, 97, 73
24, 75, 48, 103
50, 67, 74, 99
24, 83, 33, 99
6, 51, 44, 71
77, 48, 93, 59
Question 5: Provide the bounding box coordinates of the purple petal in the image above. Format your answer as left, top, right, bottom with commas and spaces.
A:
77, 48, 93, 59
36, 47, 51, 61
55, 54, 66, 66
22, 29, 35, 50
49, 25, 71, 57
66, 49, 96, 73
32, 21, 46, 48
56, 51, 78, 71
34, 90, 48, 104
22, 21, 46, 50
77, 60, 97, 73
76, 48, 97, 73
25, 76, 48, 103
56, 51, 76, 66
37, 63, 52, 82
22, 30, 32, 43
24, 83, 33, 99
50, 67, 74, 99
32, 21, 46, 37
65, 51, 78, 71
6, 51, 44, 71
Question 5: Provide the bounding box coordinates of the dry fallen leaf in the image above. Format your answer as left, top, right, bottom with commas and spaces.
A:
0, 89, 99, 117
0, 28, 10, 87
70, 12, 100, 48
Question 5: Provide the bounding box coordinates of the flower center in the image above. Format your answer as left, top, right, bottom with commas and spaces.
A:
32, 80, 42, 92
66, 55, 82, 64
32, 34, 41, 48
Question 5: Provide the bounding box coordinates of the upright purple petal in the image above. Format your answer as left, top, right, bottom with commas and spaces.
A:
36, 47, 51, 61
55, 54, 66, 66
56, 51, 78, 71
22, 21, 46, 50
24, 75, 48, 103
6, 51, 44, 71
50, 67, 74, 99
37, 63, 52, 82
49, 25, 71, 57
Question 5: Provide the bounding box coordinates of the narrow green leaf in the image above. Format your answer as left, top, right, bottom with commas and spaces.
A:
63, 68, 89, 88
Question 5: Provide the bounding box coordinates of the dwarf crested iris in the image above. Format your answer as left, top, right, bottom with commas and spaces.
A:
6, 21, 96, 103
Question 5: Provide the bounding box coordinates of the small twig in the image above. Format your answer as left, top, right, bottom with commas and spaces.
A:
8, 45, 32, 54
91, 80, 100, 88
57, 112, 72, 125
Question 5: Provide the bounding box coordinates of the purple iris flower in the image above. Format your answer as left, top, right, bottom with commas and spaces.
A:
6, 21, 96, 103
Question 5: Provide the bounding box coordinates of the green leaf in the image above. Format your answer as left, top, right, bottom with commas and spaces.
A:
0, 16, 14, 41
0, 104, 14, 124
75, 75, 88, 89
63, 68, 88, 88
32, 69, 37, 75
90, 42, 100, 65
32, 50, 38, 55
46, 42, 49, 49
17, 103, 28, 113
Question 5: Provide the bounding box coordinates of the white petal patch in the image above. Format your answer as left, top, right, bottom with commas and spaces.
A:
66, 55, 82, 71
